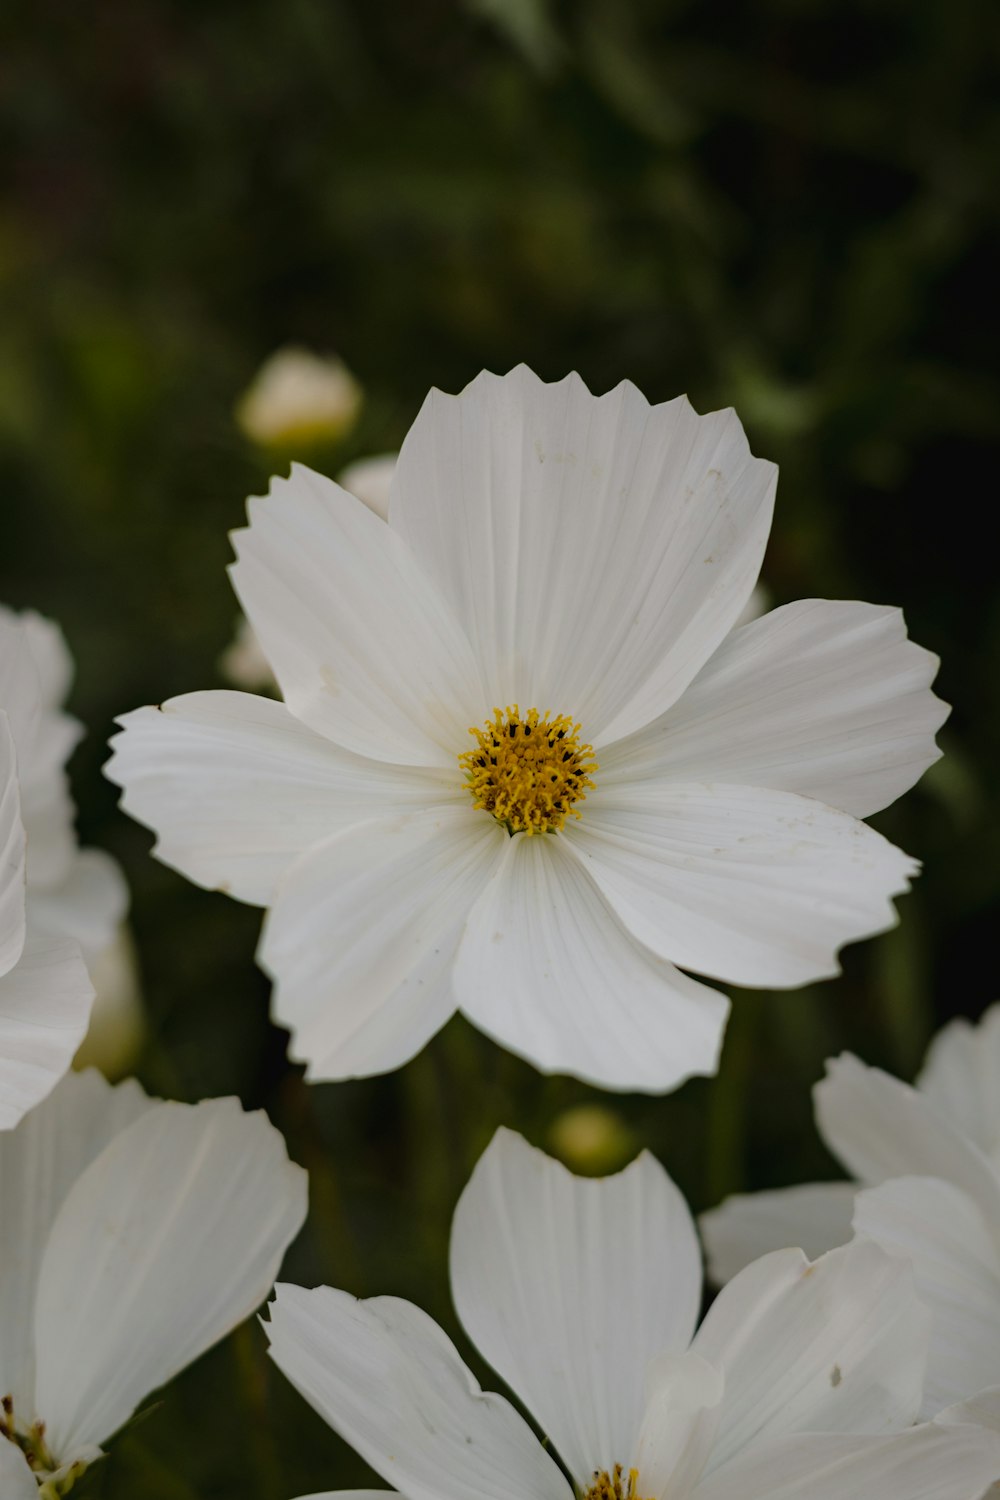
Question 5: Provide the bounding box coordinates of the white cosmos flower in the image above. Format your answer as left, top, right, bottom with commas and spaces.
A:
1, 606, 139, 1078
265, 1128, 1000, 1500
219, 452, 398, 691
0, 1067, 307, 1495
108, 367, 946, 1093
701, 1002, 1000, 1416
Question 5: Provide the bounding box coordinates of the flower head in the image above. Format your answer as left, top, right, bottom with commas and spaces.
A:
235, 346, 363, 449
702, 1000, 1000, 1417
0, 1069, 306, 1493
109, 367, 947, 1093
1, 606, 138, 1089
266, 1129, 1000, 1500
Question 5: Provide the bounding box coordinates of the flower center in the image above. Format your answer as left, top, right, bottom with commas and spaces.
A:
583, 1465, 651, 1500
459, 705, 598, 835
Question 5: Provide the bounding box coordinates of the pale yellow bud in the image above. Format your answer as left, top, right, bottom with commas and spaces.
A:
235, 346, 363, 449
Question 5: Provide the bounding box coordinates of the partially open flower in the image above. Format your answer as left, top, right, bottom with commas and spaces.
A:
235, 346, 363, 450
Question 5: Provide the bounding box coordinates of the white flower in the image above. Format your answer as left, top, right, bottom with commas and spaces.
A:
0, 1068, 307, 1495
701, 1002, 1000, 1415
109, 367, 946, 1093
1, 607, 139, 1079
1, 651, 93, 1125
236, 346, 363, 449
265, 1128, 1000, 1500
219, 453, 398, 691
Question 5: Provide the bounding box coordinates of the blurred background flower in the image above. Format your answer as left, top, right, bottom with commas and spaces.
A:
1, 1, 997, 1494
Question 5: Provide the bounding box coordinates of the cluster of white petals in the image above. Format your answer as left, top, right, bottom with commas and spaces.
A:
266, 1129, 1000, 1500
108, 366, 947, 1094
0, 1069, 305, 1493
703, 1001, 1000, 1418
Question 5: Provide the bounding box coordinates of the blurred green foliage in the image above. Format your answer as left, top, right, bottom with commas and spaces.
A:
2, 0, 999, 1494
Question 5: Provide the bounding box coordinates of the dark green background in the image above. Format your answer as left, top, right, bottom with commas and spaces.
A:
2, 0, 998, 1494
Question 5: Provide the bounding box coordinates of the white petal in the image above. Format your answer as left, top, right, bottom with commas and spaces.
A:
108, 691, 451, 906
567, 783, 917, 988
14, 607, 74, 712
692, 1424, 1000, 1500
936, 1386, 1000, 1432
601, 601, 947, 818
0, 1068, 152, 1415
266, 1284, 570, 1500
34, 1096, 307, 1454
391, 368, 776, 744
916, 1003, 1000, 1162
0, 613, 78, 886
293, 1492, 398, 1500
0, 934, 94, 1131
268, 1284, 569, 1500
230, 465, 483, 766
700, 1182, 857, 1284
854, 1175, 1000, 1415
692, 1241, 928, 1473
635, 1352, 724, 1500
0, 713, 26, 978
261, 807, 506, 1080
814, 1053, 1000, 1218
455, 832, 729, 1092
28, 848, 128, 960
0, 1441, 37, 1500
450, 1129, 703, 1485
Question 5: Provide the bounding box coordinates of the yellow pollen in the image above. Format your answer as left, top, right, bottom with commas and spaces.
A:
583, 1465, 651, 1500
459, 705, 598, 835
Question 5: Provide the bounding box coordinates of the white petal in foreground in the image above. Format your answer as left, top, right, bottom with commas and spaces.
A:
230, 466, 483, 766
601, 600, 947, 818
392, 367, 776, 744
449, 1128, 702, 1484
814, 1053, 1000, 1218
692, 1420, 1000, 1500
692, 1241, 928, 1474
567, 783, 917, 988
0, 1069, 151, 1414
454, 832, 729, 1092
108, 691, 452, 906
34, 1096, 307, 1457
0, 935, 94, 1131
854, 1175, 1000, 1416
266, 1285, 570, 1500
262, 807, 506, 1080
700, 1181, 857, 1285
916, 1002, 1000, 1164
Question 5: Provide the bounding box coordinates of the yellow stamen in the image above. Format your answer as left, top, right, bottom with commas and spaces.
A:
459, 705, 598, 835
583, 1464, 651, 1500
